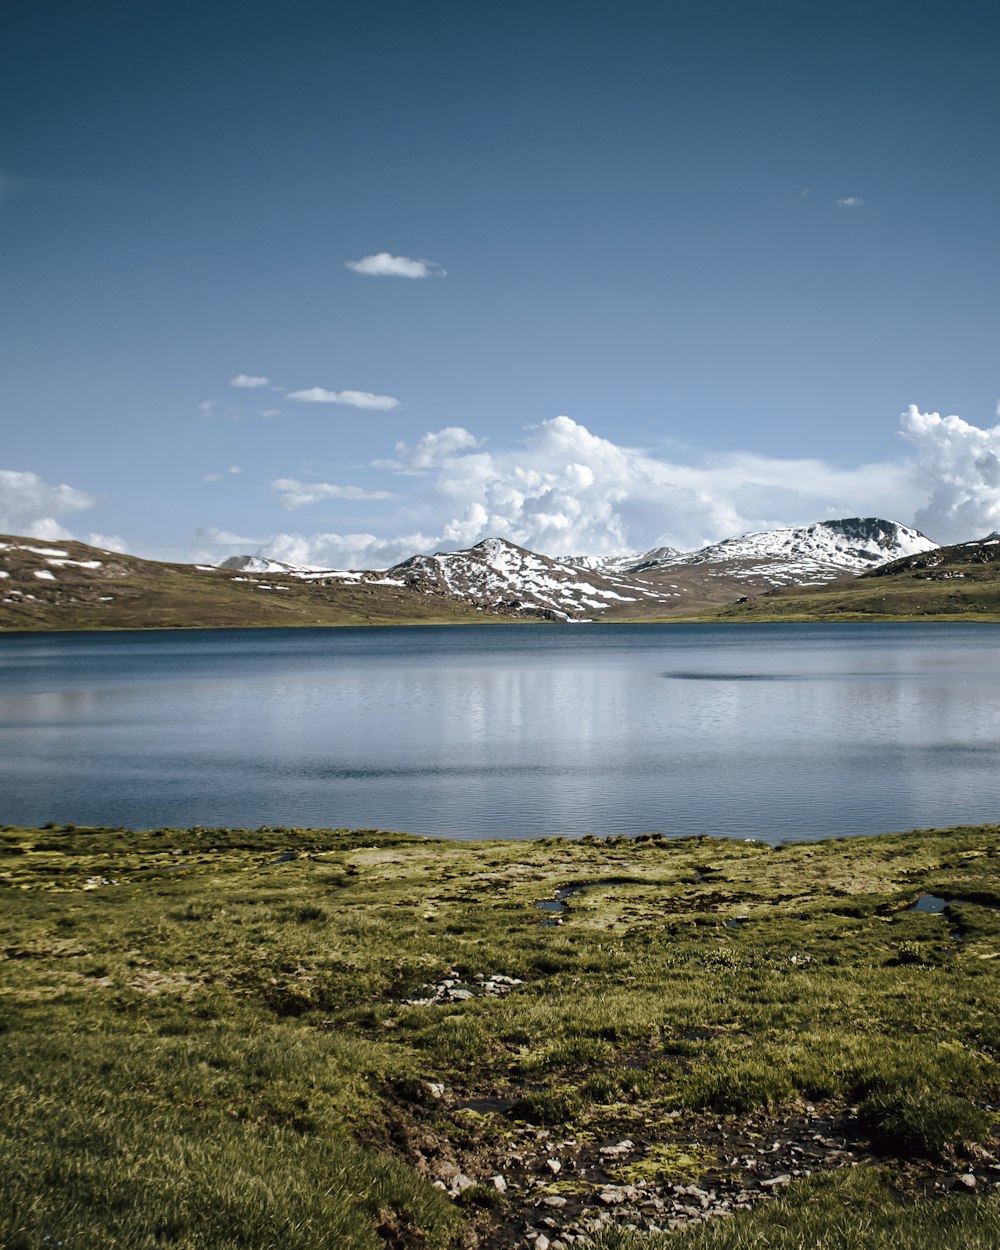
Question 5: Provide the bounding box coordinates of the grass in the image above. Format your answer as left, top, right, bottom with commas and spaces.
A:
2, 822, 1000, 1247
674, 541, 1000, 623
590, 1170, 1000, 1249
7, 530, 1000, 632
0, 533, 517, 631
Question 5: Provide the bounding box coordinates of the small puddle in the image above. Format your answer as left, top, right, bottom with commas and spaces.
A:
534, 878, 635, 924
903, 893, 1000, 948
906, 893, 1000, 914
908, 894, 951, 914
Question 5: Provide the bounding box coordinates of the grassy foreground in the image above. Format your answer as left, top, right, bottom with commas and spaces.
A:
2, 823, 1000, 1249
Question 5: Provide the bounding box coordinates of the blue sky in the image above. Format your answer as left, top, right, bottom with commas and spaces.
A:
2, 0, 999, 564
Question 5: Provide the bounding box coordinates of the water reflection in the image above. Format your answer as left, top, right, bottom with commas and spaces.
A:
2, 623, 1000, 841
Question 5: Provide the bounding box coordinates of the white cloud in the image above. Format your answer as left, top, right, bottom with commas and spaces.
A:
262, 531, 439, 570
271, 478, 394, 509
0, 469, 95, 540
84, 532, 128, 553
202, 466, 242, 484
365, 415, 916, 556
229, 374, 270, 388
190, 405, 1000, 570
261, 408, 283, 418
198, 400, 217, 417
899, 405, 1000, 541
837, 196, 865, 208
213, 413, 928, 570
194, 525, 264, 548
374, 427, 481, 472
287, 386, 400, 411
345, 252, 445, 279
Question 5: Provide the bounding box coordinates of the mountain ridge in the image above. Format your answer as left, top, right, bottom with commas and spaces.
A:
0, 517, 951, 630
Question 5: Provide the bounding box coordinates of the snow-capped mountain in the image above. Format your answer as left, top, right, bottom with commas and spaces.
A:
633, 518, 938, 587
385, 537, 679, 619
560, 546, 682, 575
213, 519, 937, 619
220, 554, 313, 575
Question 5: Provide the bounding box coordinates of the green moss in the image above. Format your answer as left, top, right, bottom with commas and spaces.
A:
614, 1141, 716, 1185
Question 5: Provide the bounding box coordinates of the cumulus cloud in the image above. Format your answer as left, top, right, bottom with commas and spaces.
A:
271, 478, 394, 509
0, 469, 95, 539
364, 415, 915, 557
374, 427, 481, 472
202, 466, 243, 483
194, 525, 265, 548
262, 531, 440, 570
345, 252, 445, 279
229, 374, 270, 388
899, 405, 1000, 541
837, 196, 865, 208
287, 387, 400, 411
182, 405, 1000, 570
84, 532, 128, 553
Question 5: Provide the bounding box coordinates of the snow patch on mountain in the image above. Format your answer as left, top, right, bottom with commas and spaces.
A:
560, 545, 683, 575
631, 518, 937, 585
213, 518, 937, 613
386, 537, 673, 619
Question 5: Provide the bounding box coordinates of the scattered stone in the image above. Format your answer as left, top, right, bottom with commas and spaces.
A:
490, 1174, 508, 1192
760, 1174, 792, 1189
598, 1185, 639, 1205
957, 1174, 978, 1190
450, 1172, 475, 1195
404, 972, 525, 1006
546, 1158, 562, 1174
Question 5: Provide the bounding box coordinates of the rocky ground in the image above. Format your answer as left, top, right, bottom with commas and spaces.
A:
380, 1063, 999, 1248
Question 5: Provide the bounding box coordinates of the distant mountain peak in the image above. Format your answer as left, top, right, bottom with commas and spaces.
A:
386, 536, 678, 618
208, 517, 939, 618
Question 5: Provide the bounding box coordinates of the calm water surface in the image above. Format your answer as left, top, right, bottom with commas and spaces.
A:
2, 623, 999, 842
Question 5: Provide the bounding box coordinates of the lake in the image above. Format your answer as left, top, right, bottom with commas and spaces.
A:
2, 622, 999, 842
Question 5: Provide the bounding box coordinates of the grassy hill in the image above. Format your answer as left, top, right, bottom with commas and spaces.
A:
678, 538, 1000, 623
5, 532, 1000, 631
0, 534, 517, 631
2, 821, 999, 1248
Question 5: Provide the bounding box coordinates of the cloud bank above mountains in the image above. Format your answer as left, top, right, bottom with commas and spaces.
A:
4, 407, 1000, 568
198, 406, 1000, 567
